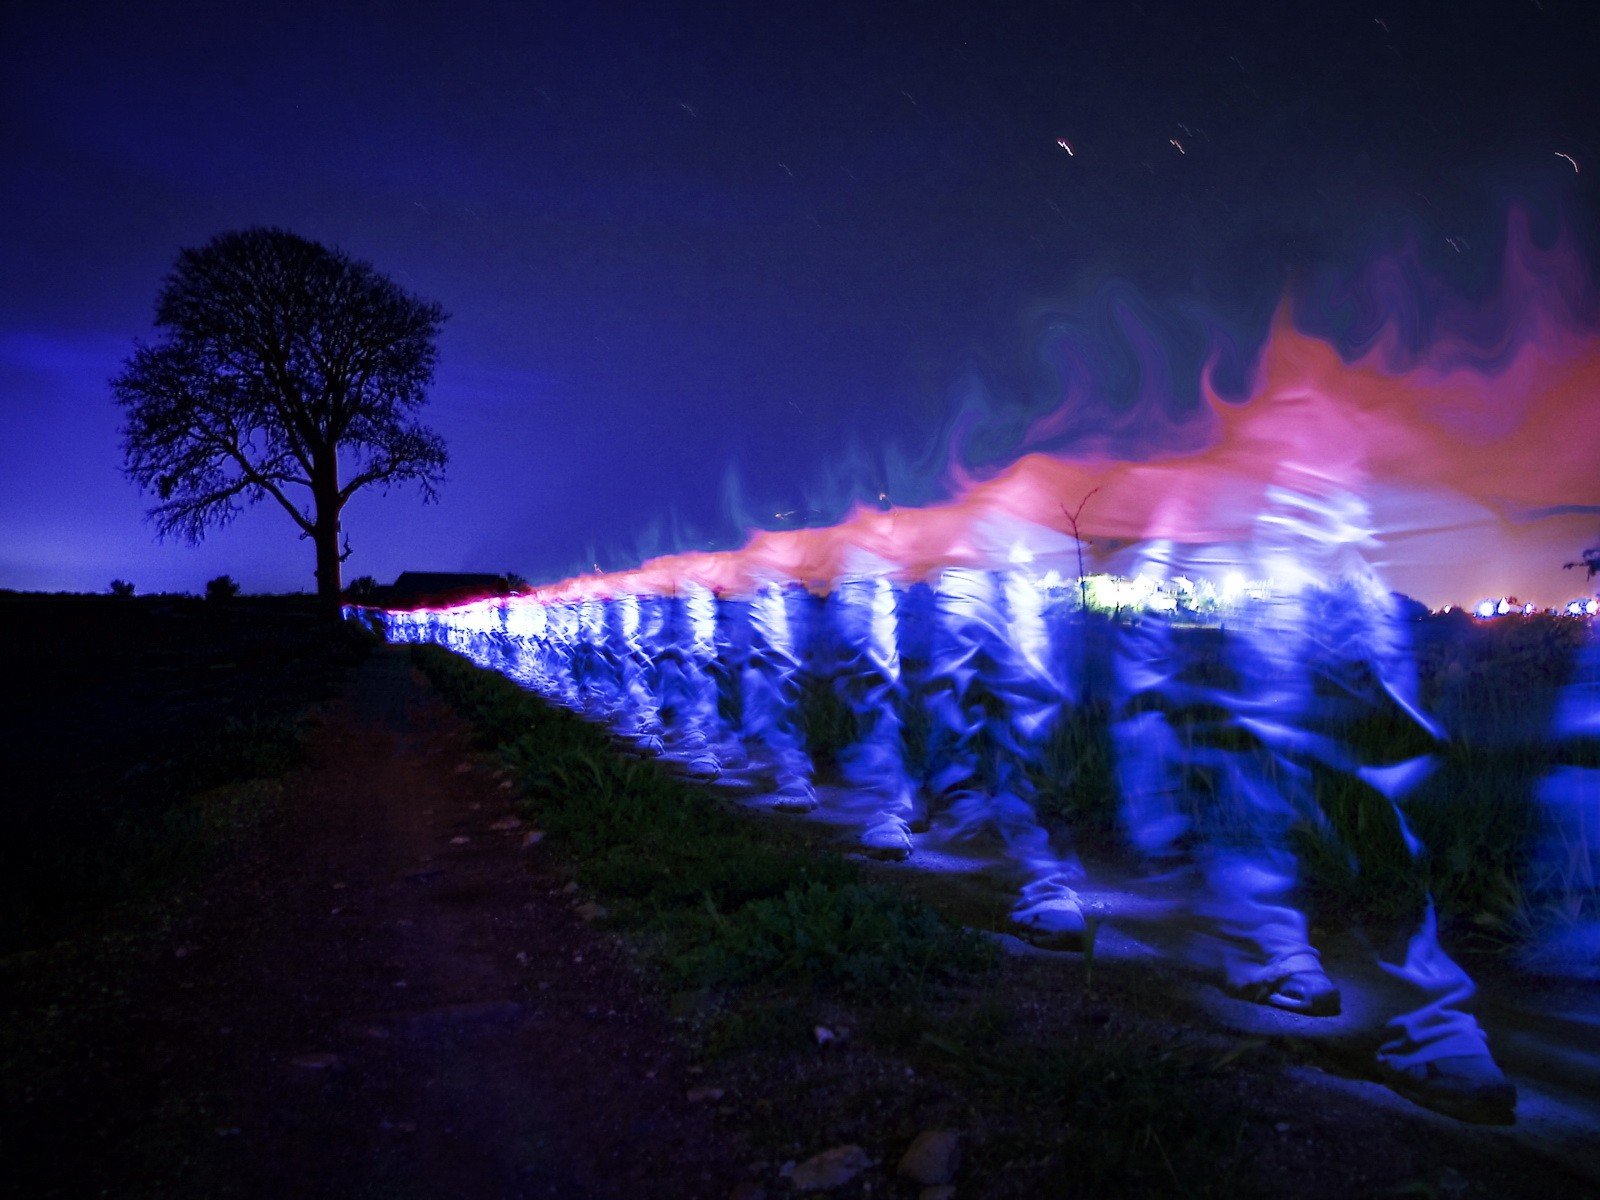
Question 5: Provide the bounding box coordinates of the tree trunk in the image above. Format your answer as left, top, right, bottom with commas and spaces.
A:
313, 514, 343, 617
311, 459, 344, 619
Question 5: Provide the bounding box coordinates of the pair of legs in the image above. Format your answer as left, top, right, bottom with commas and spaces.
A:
1109, 582, 1513, 1121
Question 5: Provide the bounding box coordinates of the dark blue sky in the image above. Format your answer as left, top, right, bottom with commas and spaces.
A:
2, 1, 1596, 593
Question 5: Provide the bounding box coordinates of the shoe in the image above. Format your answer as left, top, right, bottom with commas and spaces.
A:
860, 817, 913, 861
1011, 891, 1088, 952
1233, 960, 1341, 1016
769, 783, 818, 813
1376, 1053, 1516, 1125
1262, 967, 1341, 1016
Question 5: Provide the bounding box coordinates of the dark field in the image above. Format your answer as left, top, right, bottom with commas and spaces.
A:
2, 598, 1597, 1199
0, 594, 367, 949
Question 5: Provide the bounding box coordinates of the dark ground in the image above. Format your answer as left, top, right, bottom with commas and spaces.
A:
3, 602, 1598, 1198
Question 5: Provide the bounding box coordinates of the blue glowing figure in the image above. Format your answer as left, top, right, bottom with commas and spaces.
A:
922, 567, 1086, 946
1531, 626, 1600, 976
1110, 475, 1513, 1120
826, 576, 920, 858
734, 583, 817, 811
642, 589, 731, 779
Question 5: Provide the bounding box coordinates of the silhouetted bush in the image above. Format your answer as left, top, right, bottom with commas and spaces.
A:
204, 574, 241, 603
108, 579, 135, 598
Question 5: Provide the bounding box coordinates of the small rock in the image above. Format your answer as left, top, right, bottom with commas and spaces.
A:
454, 762, 474, 775
789, 1145, 871, 1192
576, 902, 608, 922
898, 1131, 960, 1187
921, 1188, 956, 1200
489, 815, 522, 831
686, 1086, 725, 1104
521, 830, 546, 848
450, 835, 470, 845
290, 1052, 342, 1071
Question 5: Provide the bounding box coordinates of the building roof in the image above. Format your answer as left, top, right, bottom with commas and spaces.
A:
384, 571, 512, 607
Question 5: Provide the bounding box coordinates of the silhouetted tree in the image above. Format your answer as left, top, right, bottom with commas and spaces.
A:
108, 579, 135, 598
1568, 545, 1600, 580
344, 574, 380, 601
114, 228, 448, 615
205, 574, 241, 603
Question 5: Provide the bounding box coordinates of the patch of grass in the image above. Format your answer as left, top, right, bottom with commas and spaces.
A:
1029, 698, 1120, 840
413, 644, 992, 1001
671, 880, 996, 994
901, 998, 1246, 1198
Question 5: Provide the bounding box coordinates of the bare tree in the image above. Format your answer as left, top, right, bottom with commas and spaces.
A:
1061, 487, 1101, 613
114, 227, 448, 614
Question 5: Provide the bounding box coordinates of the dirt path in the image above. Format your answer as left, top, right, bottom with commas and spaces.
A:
19, 647, 744, 1199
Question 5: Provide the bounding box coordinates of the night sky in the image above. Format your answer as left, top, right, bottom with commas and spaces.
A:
3, 2, 1597, 597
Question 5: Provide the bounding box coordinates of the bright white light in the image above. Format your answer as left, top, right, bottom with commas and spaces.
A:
1008, 542, 1035, 565
1524, 603, 1537, 615
1475, 600, 1497, 619
1221, 571, 1247, 603
1588, 599, 1599, 616
1497, 599, 1512, 615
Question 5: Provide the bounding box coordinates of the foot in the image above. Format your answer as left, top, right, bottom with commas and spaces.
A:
1231, 956, 1341, 1016
860, 817, 913, 861
769, 783, 817, 814
670, 750, 723, 781
1261, 967, 1341, 1016
1011, 890, 1088, 952
1377, 1053, 1516, 1125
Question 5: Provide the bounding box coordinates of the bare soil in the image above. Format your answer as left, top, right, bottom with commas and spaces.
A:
5, 648, 745, 1199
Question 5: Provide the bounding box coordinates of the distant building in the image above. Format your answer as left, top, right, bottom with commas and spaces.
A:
380, 571, 515, 608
